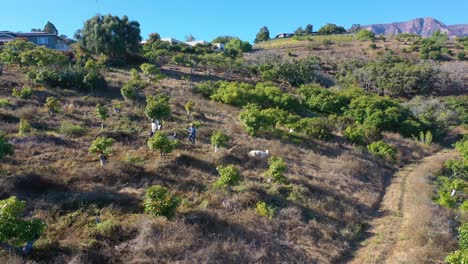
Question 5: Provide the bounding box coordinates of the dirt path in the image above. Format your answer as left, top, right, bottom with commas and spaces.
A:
348, 149, 458, 264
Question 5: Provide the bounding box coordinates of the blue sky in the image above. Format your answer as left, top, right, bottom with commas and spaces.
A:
1, 0, 467, 42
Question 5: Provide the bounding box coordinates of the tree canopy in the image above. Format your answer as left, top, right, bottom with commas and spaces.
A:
76, 14, 141, 59
254, 26, 270, 44
318, 24, 347, 35
43, 21, 58, 35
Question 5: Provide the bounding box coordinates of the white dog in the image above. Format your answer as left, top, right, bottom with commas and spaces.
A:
248, 150, 269, 158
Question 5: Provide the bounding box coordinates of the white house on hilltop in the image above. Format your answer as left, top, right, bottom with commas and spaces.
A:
159, 38, 224, 52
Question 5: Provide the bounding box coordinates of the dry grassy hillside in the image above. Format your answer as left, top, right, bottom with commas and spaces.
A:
0, 64, 435, 263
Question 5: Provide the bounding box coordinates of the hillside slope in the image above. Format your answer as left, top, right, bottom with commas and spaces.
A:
0, 64, 436, 263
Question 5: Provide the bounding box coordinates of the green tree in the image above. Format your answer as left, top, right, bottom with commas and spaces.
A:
76, 14, 141, 59
44, 96, 60, 113
0, 133, 14, 161
225, 38, 252, 57
254, 26, 270, 44
12, 86, 33, 100
147, 131, 178, 157
121, 82, 138, 100
213, 165, 240, 189
43, 21, 58, 34
145, 94, 171, 121
140, 63, 165, 84
0, 197, 46, 254
265, 156, 287, 183
318, 23, 346, 35
144, 185, 180, 218
0, 39, 36, 67
146, 32, 161, 44
95, 104, 109, 130
184, 100, 195, 115
211, 131, 230, 152
20, 46, 68, 67
356, 29, 375, 41
18, 119, 32, 135
88, 137, 114, 166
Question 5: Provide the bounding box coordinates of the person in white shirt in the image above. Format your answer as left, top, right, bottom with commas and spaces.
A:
150, 119, 159, 137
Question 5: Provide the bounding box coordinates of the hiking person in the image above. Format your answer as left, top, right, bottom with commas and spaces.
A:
187, 123, 196, 144
150, 119, 159, 137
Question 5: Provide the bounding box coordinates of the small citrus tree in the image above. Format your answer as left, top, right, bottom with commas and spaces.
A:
145, 94, 171, 121
0, 132, 14, 160
367, 140, 397, 161
184, 100, 195, 115
0, 196, 46, 254
88, 136, 114, 166
19, 119, 32, 135
213, 165, 240, 189
140, 63, 165, 84
12, 86, 32, 100
95, 104, 109, 130
44, 96, 60, 114
147, 131, 178, 157
144, 185, 180, 218
211, 131, 229, 152
265, 156, 287, 183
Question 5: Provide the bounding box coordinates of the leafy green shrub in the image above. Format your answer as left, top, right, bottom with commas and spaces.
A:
147, 131, 178, 157
265, 156, 287, 183
445, 223, 468, 263
44, 96, 60, 113
121, 82, 137, 100
211, 131, 230, 152
455, 136, 468, 160
0, 98, 9, 108
145, 94, 171, 121
12, 86, 32, 100
297, 118, 332, 140
457, 51, 466, 61
184, 100, 195, 115
255, 201, 275, 219
59, 122, 87, 137
356, 29, 375, 41
367, 141, 397, 160
418, 131, 433, 146
0, 132, 14, 160
19, 119, 32, 135
140, 63, 165, 83
88, 137, 114, 164
95, 104, 109, 129
144, 185, 180, 218
298, 84, 348, 114
344, 124, 366, 145
33, 69, 60, 87
195, 81, 219, 97
95, 219, 121, 237
213, 165, 240, 189
239, 105, 288, 136
0, 197, 46, 249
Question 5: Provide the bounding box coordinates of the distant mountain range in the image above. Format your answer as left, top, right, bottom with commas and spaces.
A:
362, 17, 468, 37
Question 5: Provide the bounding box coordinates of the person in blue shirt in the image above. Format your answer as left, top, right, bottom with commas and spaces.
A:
187, 123, 196, 144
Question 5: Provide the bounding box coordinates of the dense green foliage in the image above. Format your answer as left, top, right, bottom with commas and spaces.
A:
211, 131, 230, 151
420, 31, 448, 61
0, 39, 36, 66
43, 21, 58, 34
88, 137, 114, 157
12, 86, 33, 100
265, 156, 287, 183
95, 104, 109, 128
144, 185, 180, 218
0, 133, 14, 161
76, 14, 141, 59
147, 132, 178, 156
213, 165, 241, 189
318, 23, 346, 35
294, 24, 313, 36
145, 94, 171, 120
367, 141, 397, 160
140, 63, 164, 84
0, 197, 46, 247
356, 29, 375, 41
254, 26, 270, 44
338, 54, 436, 97
239, 105, 288, 136
256, 201, 276, 219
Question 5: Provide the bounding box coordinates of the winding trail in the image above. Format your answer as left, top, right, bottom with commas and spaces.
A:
348, 149, 457, 264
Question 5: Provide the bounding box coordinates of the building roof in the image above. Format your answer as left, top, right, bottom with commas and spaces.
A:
0, 31, 67, 41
